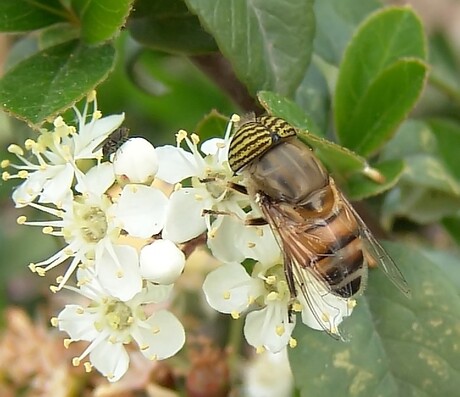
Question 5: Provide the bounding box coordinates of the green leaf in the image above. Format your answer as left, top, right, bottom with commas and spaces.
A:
290, 242, 460, 397
429, 33, 460, 106
441, 216, 460, 246
72, 0, 134, 44
346, 159, 405, 200
185, 0, 315, 96
128, 0, 217, 54
195, 110, 229, 142
295, 61, 330, 133
427, 118, 460, 180
314, 0, 380, 64
258, 90, 321, 135
0, 0, 66, 32
335, 7, 427, 156
39, 23, 80, 49
0, 40, 116, 127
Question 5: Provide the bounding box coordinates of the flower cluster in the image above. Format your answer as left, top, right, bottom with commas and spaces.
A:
3, 93, 354, 382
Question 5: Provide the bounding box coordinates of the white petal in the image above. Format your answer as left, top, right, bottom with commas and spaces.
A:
201, 137, 229, 164
207, 216, 246, 263
243, 349, 293, 397
299, 280, 351, 332
155, 145, 197, 183
90, 340, 129, 382
39, 163, 74, 203
76, 162, 115, 195
115, 185, 168, 238
75, 114, 125, 158
162, 188, 210, 243
133, 310, 185, 360
57, 305, 99, 341
244, 303, 295, 353
12, 170, 48, 207
113, 138, 159, 184
203, 263, 263, 313
140, 283, 173, 304
140, 239, 185, 284
96, 244, 142, 301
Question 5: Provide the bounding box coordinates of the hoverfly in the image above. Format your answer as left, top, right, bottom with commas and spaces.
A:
227, 116, 410, 337
93, 127, 130, 160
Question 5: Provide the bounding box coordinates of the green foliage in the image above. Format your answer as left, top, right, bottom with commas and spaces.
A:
185, 0, 315, 96
1, 0, 460, 395
290, 242, 460, 397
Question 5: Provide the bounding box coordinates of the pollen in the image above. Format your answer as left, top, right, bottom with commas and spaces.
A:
140, 344, 149, 351
247, 241, 256, 248
265, 275, 276, 285
256, 346, 265, 354
149, 354, 158, 361
50, 285, 59, 293
116, 270, 124, 278
7, 144, 24, 155
190, 133, 200, 145
53, 116, 65, 127
18, 170, 28, 178
176, 129, 187, 145
2, 171, 9, 181
223, 290, 231, 300
42, 226, 53, 234
50, 317, 58, 327
348, 299, 357, 310
93, 110, 102, 120
64, 339, 72, 348
275, 325, 285, 336
266, 291, 279, 301
84, 362, 92, 372
194, 194, 203, 201
76, 307, 85, 315
72, 357, 81, 366
36, 268, 46, 276
17, 216, 27, 224
231, 310, 240, 319
1, 159, 9, 168
152, 327, 160, 334
87, 90, 97, 102
56, 276, 64, 283
231, 114, 241, 123
24, 139, 35, 150
289, 337, 297, 348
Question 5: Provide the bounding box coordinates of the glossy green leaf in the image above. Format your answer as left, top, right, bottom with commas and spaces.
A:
128, 0, 217, 54
290, 242, 460, 397
0, 0, 66, 32
39, 23, 80, 49
185, 0, 315, 96
335, 7, 427, 156
314, 0, 380, 64
0, 41, 116, 127
258, 90, 320, 135
72, 0, 134, 44
346, 159, 405, 200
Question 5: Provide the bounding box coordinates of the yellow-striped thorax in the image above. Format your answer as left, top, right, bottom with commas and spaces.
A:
228, 116, 297, 173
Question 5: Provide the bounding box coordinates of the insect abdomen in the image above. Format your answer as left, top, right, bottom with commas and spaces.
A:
308, 207, 366, 298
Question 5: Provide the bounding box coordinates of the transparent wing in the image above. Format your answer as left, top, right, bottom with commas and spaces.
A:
341, 193, 411, 298
259, 195, 353, 339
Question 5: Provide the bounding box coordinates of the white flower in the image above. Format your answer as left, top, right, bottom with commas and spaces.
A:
139, 239, 185, 285
203, 261, 295, 353
113, 184, 168, 238
55, 274, 185, 382
157, 117, 251, 244
113, 137, 159, 184
22, 169, 144, 299
243, 349, 293, 397
5, 91, 124, 207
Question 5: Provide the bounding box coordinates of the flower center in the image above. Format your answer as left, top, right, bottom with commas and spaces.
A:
263, 265, 290, 301
76, 204, 108, 243
104, 301, 133, 331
